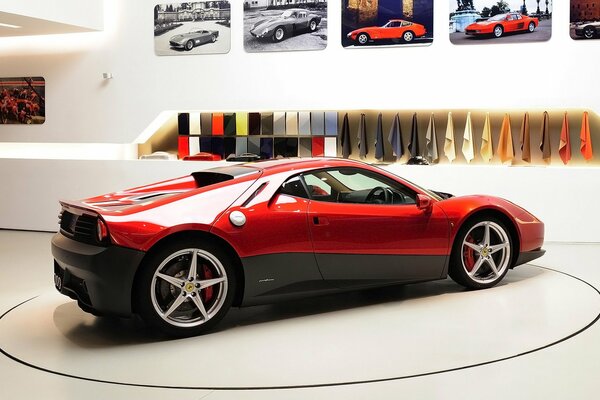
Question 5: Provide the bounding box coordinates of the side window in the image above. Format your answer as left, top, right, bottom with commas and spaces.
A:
279, 176, 309, 199
302, 168, 417, 205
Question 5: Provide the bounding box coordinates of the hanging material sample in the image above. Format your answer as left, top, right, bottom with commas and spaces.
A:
498, 113, 514, 164
580, 111, 593, 161
235, 112, 248, 136
311, 111, 325, 136
248, 113, 261, 135
325, 112, 338, 136
312, 137, 325, 157
299, 137, 312, 157
224, 113, 236, 136
285, 112, 298, 135
408, 113, 420, 157
324, 137, 337, 157
540, 111, 551, 163
520, 112, 531, 162
178, 113, 190, 135
425, 113, 439, 163
261, 112, 273, 135
559, 112, 571, 165
200, 113, 212, 136
388, 113, 404, 161
298, 112, 311, 135
188, 136, 200, 155
480, 112, 493, 163
273, 112, 286, 135
340, 113, 351, 159
357, 113, 368, 159
374, 113, 385, 161
444, 112, 456, 163
462, 112, 474, 163
260, 137, 273, 159
178, 136, 189, 158
212, 113, 224, 135
190, 113, 201, 136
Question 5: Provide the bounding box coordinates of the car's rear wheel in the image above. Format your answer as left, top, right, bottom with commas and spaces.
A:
135, 238, 236, 337
211, 34, 217, 43
584, 26, 596, 39
493, 25, 504, 38
309, 19, 317, 32
357, 32, 369, 45
449, 217, 513, 289
528, 22, 535, 32
273, 27, 285, 42
403, 30, 414, 42
185, 40, 194, 51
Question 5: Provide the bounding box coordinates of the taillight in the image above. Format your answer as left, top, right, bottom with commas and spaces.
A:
97, 218, 109, 243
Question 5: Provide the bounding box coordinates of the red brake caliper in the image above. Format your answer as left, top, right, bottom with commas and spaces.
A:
201, 264, 214, 303
463, 234, 476, 272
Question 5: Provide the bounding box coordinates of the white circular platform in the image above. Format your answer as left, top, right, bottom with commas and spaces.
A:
1, 265, 598, 389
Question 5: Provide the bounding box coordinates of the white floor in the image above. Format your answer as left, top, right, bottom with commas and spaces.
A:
1, 230, 599, 399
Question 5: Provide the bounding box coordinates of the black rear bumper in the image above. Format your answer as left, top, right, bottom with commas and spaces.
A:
51, 233, 146, 317
515, 249, 546, 267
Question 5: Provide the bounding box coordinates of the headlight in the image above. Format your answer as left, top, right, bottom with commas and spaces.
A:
347, 33, 352, 37
262, 28, 270, 35
97, 218, 109, 243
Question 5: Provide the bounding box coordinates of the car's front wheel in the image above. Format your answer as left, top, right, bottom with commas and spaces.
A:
493, 25, 504, 38
273, 27, 285, 42
356, 32, 370, 45
211, 34, 217, 43
528, 22, 535, 32
309, 19, 318, 32
403, 30, 414, 42
185, 40, 194, 51
135, 238, 236, 337
584, 26, 596, 39
449, 217, 513, 290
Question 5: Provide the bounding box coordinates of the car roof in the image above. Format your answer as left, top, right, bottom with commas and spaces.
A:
240, 157, 367, 175
389, 19, 407, 22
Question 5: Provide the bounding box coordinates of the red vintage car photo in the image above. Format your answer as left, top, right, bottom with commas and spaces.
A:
465, 12, 538, 38
347, 19, 427, 44
51, 158, 545, 337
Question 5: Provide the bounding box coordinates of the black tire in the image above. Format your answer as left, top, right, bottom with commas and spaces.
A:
584, 26, 596, 39
272, 26, 286, 42
528, 22, 535, 33
356, 32, 370, 45
448, 216, 514, 290
185, 40, 194, 51
402, 30, 415, 42
309, 19, 318, 32
211, 34, 217, 43
493, 25, 504, 38
135, 237, 237, 337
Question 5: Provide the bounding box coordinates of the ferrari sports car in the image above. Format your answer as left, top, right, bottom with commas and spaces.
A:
465, 12, 538, 38
51, 158, 545, 337
169, 30, 219, 51
250, 8, 321, 42
574, 21, 600, 39
347, 19, 427, 44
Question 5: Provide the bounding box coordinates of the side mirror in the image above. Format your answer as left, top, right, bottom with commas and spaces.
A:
416, 194, 433, 212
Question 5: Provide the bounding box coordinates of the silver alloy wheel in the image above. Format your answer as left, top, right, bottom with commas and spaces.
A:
358, 33, 368, 44
211, 35, 217, 42
403, 31, 413, 42
185, 40, 194, 50
494, 26, 503, 37
461, 221, 511, 284
275, 28, 284, 41
584, 27, 595, 39
150, 248, 228, 328
310, 20, 317, 31
528, 22, 535, 32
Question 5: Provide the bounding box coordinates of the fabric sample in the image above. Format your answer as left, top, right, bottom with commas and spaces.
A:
374, 113, 385, 161
224, 113, 236, 136
357, 113, 367, 159
312, 137, 324, 157
261, 112, 273, 135
540, 111, 551, 163
188, 135, 200, 155
178, 135, 189, 159
325, 111, 338, 136
247, 136, 261, 155
324, 138, 337, 157
299, 137, 312, 157
236, 112, 248, 136
285, 138, 299, 157
260, 137, 273, 159
199, 137, 212, 153
462, 112, 474, 163
480, 112, 493, 163
497, 113, 514, 164
425, 113, 439, 163
190, 113, 201, 135
211, 137, 224, 157
235, 137, 248, 155
311, 111, 325, 136
580, 111, 593, 160
248, 112, 261, 135
388, 113, 404, 161
212, 113, 224, 136
178, 113, 190, 135
286, 112, 298, 135
444, 112, 456, 163
224, 137, 236, 158
274, 138, 287, 158
408, 113, 420, 157
200, 113, 212, 136
273, 112, 286, 135
559, 112, 571, 165
298, 112, 311, 135
519, 112, 531, 162
340, 113, 351, 159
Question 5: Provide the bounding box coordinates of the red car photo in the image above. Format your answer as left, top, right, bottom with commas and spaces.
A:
51, 158, 545, 337
465, 12, 538, 38
347, 19, 427, 44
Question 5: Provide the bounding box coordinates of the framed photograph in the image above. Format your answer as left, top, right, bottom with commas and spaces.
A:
244, 1, 328, 53
341, 0, 434, 48
570, 0, 600, 40
154, 2, 231, 56
0, 77, 45, 125
449, 0, 552, 44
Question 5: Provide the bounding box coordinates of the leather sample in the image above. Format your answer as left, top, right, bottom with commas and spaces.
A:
224, 137, 236, 158
325, 111, 338, 136
177, 135, 189, 158
298, 112, 311, 135
481, 112, 493, 163
374, 113, 384, 160
426, 113, 439, 163
200, 113, 212, 136
580, 111, 593, 160
357, 113, 367, 159
311, 111, 325, 136
190, 112, 201, 135
236, 112, 248, 136
261, 112, 273, 135
498, 113, 514, 164
224, 113, 236, 136
312, 137, 324, 157
540, 111, 551, 163
462, 112, 474, 163
273, 112, 286, 135
286, 138, 299, 157
559, 112, 571, 165
188, 136, 200, 155
248, 136, 261, 155
408, 113, 419, 158
235, 137, 248, 155
299, 137, 312, 157
248, 112, 261, 135
260, 137, 273, 159
200, 137, 212, 152
340, 113, 351, 159
178, 113, 190, 135
520, 112, 531, 162
212, 113, 224, 135
388, 113, 403, 161
324, 137, 337, 157
285, 112, 298, 135
274, 137, 287, 158
211, 137, 224, 157
444, 112, 456, 163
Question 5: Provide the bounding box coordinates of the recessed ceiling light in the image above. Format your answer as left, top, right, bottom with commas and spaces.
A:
0, 22, 21, 29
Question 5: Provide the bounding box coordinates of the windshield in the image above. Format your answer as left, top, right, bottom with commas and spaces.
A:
370, 165, 443, 201
488, 14, 507, 22
281, 10, 295, 18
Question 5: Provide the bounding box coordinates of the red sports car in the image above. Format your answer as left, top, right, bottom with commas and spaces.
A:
347, 19, 427, 44
52, 158, 545, 336
465, 12, 538, 38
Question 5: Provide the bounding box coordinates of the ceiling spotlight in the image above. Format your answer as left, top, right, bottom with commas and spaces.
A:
102, 73, 113, 79
0, 22, 21, 29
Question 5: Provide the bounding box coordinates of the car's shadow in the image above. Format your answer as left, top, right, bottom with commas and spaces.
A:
52, 266, 543, 348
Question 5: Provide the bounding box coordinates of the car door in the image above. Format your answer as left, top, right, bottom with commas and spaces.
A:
302, 168, 450, 289
295, 11, 308, 30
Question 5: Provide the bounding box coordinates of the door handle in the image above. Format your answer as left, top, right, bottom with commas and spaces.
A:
313, 216, 330, 225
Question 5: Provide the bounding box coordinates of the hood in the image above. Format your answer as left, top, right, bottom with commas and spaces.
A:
251, 18, 277, 31
351, 26, 380, 33
170, 34, 188, 41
